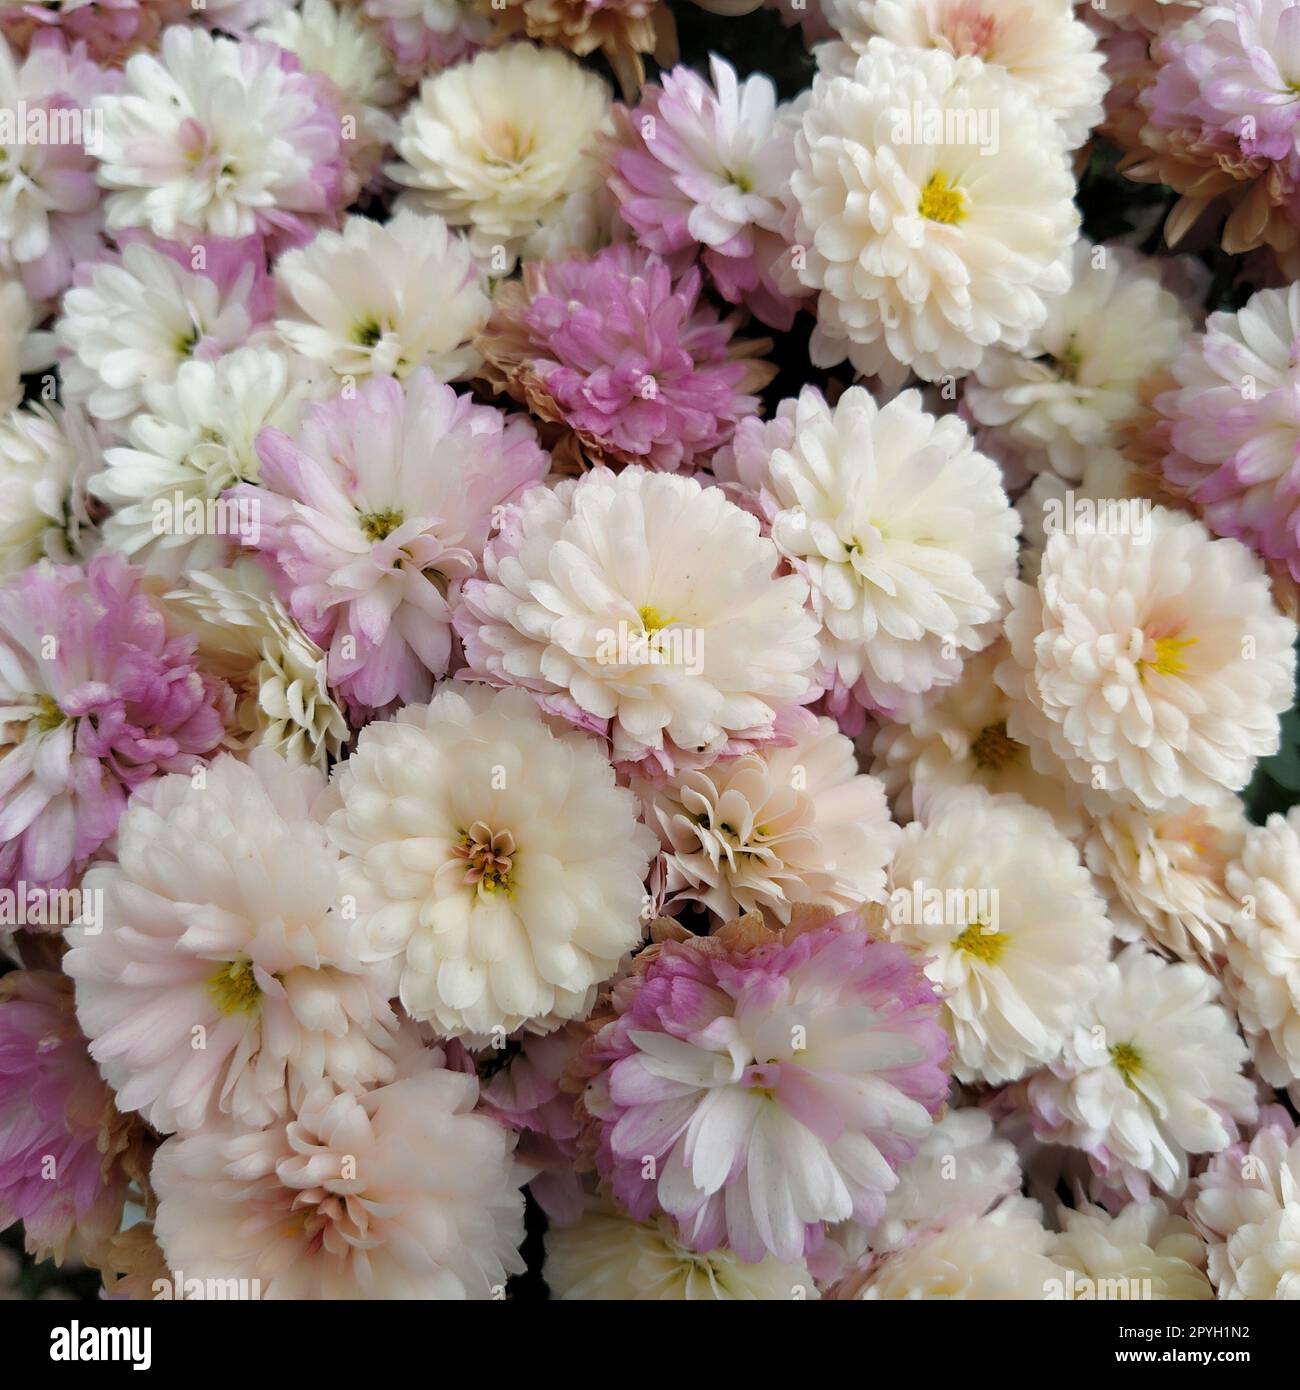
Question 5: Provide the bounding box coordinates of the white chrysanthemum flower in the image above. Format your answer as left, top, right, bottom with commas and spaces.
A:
887, 785, 1110, 1084
1015, 448, 1155, 583
0, 401, 96, 580
856, 1197, 1059, 1299
274, 209, 489, 384
1222, 809, 1300, 1100
998, 507, 1297, 814
756, 385, 1018, 714
633, 715, 899, 923
0, 272, 53, 412
152, 1068, 526, 1298
854, 1108, 1021, 1258
1084, 795, 1248, 968
93, 25, 344, 243
456, 466, 822, 771
1028, 945, 1256, 1198
965, 241, 1189, 481
545, 1202, 819, 1300
89, 344, 318, 579
64, 751, 400, 1134
869, 640, 1082, 834
166, 559, 349, 770
1192, 1114, 1300, 1299
255, 0, 403, 128
1049, 1200, 1213, 1300
792, 40, 1079, 382
56, 240, 268, 426
329, 683, 655, 1039
827, 0, 1107, 148
388, 43, 610, 269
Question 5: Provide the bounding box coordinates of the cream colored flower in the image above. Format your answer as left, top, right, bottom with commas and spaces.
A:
1048, 1199, 1213, 1300
1085, 795, 1247, 968
165, 559, 349, 770
1222, 809, 1300, 1101
887, 785, 1110, 1084
544, 1201, 818, 1300
869, 640, 1082, 834
329, 683, 655, 1039
792, 39, 1079, 381
633, 715, 898, 923
388, 43, 610, 269
998, 507, 1297, 813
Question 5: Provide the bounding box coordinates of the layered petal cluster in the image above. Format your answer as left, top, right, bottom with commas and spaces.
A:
827, 0, 1107, 148
869, 641, 1081, 832
90, 343, 320, 580
1221, 808, 1300, 1099
575, 915, 951, 1264
0, 552, 231, 894
887, 786, 1111, 1084
965, 240, 1191, 482
56, 235, 274, 428
0, 400, 96, 581
1155, 284, 1300, 582
854, 1197, 1060, 1299
232, 370, 549, 714
791, 39, 1079, 381
727, 385, 1019, 717
544, 1200, 819, 1299
329, 684, 655, 1039
94, 25, 348, 249
1027, 945, 1257, 1198
454, 466, 822, 772
1085, 795, 1247, 967
165, 559, 349, 770
151, 1067, 526, 1298
1124, 0, 1300, 275
475, 242, 773, 474
1048, 1200, 1214, 1300
633, 715, 899, 923
0, 32, 121, 300
1191, 1110, 1300, 1298
998, 507, 1297, 813
274, 209, 489, 386
388, 42, 610, 268
64, 751, 400, 1132
0, 969, 151, 1264
608, 54, 805, 328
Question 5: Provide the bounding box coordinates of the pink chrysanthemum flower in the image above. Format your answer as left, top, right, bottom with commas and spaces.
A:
1125, 0, 1300, 274
231, 369, 549, 716
1155, 282, 1300, 581
0, 553, 232, 895
0, 970, 152, 1264
360, 0, 491, 81
0, 0, 182, 66
0, 32, 122, 302
574, 914, 950, 1263
94, 25, 350, 254
608, 54, 807, 329
476, 242, 774, 474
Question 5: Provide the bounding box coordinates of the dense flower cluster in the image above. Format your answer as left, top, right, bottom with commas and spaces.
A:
1, 0, 1299, 1308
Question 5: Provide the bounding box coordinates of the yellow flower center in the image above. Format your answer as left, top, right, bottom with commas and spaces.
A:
31, 694, 66, 734
638, 605, 674, 634
952, 922, 1009, 965
359, 508, 404, 542
1111, 1041, 1142, 1087
207, 960, 263, 1016
1139, 634, 1198, 681
919, 171, 968, 225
